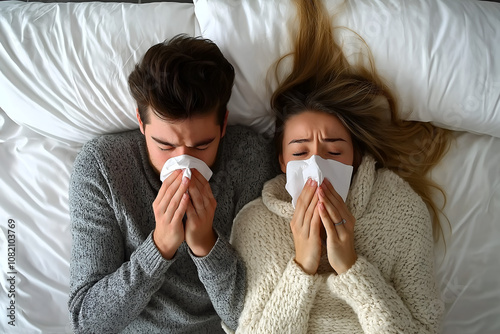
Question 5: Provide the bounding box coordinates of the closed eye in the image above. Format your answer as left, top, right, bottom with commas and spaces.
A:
292, 152, 307, 156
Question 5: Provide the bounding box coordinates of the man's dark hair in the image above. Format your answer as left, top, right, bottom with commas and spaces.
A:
128, 34, 235, 126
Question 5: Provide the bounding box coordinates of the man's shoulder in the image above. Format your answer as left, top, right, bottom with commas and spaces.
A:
82, 129, 141, 150
217, 124, 280, 187
73, 129, 143, 175
225, 124, 261, 139
78, 129, 142, 159
224, 125, 274, 155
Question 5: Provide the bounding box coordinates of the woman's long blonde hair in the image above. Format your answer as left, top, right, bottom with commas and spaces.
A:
271, 0, 451, 241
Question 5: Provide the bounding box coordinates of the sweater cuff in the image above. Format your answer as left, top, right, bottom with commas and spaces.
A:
274, 258, 322, 314
287, 258, 323, 289
189, 230, 236, 279
326, 255, 382, 304
132, 231, 175, 278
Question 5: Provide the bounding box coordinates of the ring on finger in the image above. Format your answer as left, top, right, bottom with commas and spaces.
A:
334, 218, 346, 226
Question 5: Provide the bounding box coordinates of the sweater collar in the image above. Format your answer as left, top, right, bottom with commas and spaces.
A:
262, 155, 377, 220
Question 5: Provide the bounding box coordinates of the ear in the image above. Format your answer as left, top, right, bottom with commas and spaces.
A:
136, 108, 145, 135
221, 109, 229, 138
279, 153, 287, 173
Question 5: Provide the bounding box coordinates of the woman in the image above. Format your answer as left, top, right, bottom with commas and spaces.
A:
228, 0, 449, 333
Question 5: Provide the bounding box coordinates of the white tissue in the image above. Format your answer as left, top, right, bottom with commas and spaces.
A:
160, 154, 213, 182
285, 155, 353, 207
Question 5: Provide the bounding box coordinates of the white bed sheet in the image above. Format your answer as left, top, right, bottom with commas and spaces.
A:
431, 131, 500, 333
0, 108, 78, 333
0, 0, 499, 333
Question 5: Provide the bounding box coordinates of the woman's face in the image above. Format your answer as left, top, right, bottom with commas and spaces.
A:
279, 110, 354, 173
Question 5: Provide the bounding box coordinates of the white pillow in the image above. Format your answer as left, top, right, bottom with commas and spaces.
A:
0, 1, 197, 144
194, 0, 500, 138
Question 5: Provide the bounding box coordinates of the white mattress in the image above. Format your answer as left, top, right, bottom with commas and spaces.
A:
1, 0, 499, 333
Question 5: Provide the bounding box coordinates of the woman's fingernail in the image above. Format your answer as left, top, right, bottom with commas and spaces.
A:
182, 176, 189, 184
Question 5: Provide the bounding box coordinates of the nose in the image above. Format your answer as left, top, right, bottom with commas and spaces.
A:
177, 146, 189, 156
309, 141, 329, 160
309, 141, 321, 157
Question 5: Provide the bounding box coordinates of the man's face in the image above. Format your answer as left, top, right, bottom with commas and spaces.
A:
138, 108, 227, 175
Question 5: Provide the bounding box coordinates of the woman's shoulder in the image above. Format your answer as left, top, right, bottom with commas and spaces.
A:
370, 167, 431, 229
233, 175, 292, 236
233, 197, 268, 232
349, 154, 426, 220
231, 195, 290, 248
376, 168, 424, 204
355, 167, 433, 263
235, 196, 266, 217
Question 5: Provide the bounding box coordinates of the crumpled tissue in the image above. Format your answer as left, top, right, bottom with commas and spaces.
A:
285, 155, 353, 207
160, 154, 213, 182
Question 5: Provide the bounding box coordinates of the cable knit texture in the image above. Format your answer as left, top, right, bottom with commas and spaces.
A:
68, 126, 279, 334
229, 155, 444, 334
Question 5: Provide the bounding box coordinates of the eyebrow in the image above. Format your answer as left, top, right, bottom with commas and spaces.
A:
152, 136, 216, 148
288, 138, 346, 145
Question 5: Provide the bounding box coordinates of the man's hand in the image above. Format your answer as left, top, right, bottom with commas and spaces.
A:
152, 169, 190, 259
184, 169, 217, 257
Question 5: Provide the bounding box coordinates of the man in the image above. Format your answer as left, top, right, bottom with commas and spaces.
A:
68, 35, 278, 333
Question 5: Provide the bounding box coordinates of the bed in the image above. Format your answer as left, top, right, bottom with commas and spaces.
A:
0, 0, 499, 333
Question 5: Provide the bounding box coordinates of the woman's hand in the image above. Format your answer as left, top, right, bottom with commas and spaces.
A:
318, 178, 357, 275
290, 179, 323, 275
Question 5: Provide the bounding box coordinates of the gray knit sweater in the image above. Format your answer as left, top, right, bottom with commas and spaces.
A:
68, 126, 279, 334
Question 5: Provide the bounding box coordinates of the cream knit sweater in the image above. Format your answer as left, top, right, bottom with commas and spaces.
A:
229, 155, 444, 334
